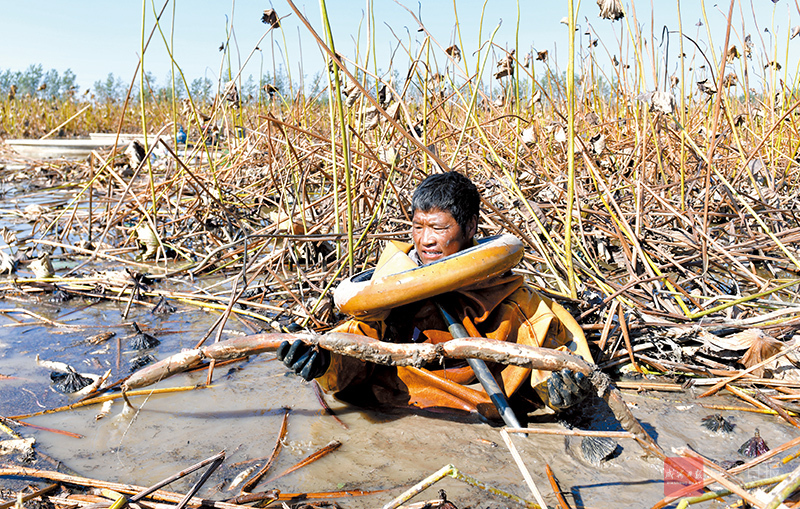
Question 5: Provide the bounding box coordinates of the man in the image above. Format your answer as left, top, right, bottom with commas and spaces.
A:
278, 172, 593, 420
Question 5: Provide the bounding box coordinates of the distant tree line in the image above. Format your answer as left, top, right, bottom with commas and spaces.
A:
0, 65, 79, 100
0, 62, 622, 112
0, 64, 299, 105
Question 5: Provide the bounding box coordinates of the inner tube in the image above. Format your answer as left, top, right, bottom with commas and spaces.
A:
334, 234, 524, 317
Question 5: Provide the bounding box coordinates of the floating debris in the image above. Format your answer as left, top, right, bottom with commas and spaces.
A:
86, 331, 116, 345
129, 353, 157, 372
130, 322, 160, 350
50, 367, 94, 394
228, 463, 261, 491
716, 458, 745, 470
95, 399, 113, 421
701, 414, 735, 433
152, 296, 176, 315
0, 437, 35, 457
35, 354, 70, 373
49, 287, 72, 303
738, 428, 769, 458
76, 369, 111, 397
30, 253, 54, 278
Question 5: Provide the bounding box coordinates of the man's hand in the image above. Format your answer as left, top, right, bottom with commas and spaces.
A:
547, 368, 592, 410
276, 340, 330, 381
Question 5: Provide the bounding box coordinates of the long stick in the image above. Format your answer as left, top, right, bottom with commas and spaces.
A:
240, 407, 289, 493
124, 332, 664, 458
174, 454, 225, 509
80, 451, 226, 509
40, 105, 91, 140
504, 427, 636, 439
0, 461, 236, 509
699, 344, 800, 397
545, 464, 572, 509
0, 484, 58, 509
500, 429, 549, 509
265, 440, 341, 483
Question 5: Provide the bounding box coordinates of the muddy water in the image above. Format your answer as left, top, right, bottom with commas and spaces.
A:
2, 286, 799, 508
1, 168, 799, 507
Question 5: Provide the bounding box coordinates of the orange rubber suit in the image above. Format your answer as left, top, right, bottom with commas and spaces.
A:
318, 241, 593, 419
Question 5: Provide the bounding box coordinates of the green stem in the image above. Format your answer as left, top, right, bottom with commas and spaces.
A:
319, 0, 354, 274
565, 0, 577, 299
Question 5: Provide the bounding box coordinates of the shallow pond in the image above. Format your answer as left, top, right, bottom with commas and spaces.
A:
1, 161, 799, 508
1, 289, 798, 509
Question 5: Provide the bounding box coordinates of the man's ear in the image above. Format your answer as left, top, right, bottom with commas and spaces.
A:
466, 215, 478, 239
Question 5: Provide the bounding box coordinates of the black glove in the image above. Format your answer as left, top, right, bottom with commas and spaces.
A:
547, 368, 592, 410
276, 340, 330, 381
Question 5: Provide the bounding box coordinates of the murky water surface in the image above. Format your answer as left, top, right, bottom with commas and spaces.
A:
1, 163, 799, 508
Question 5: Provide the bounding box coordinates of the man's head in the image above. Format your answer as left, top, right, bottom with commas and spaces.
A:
411, 172, 480, 265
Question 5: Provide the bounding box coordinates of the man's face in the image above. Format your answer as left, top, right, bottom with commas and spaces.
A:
412, 208, 476, 265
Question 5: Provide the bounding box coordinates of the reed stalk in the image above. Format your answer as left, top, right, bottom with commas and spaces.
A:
319, 0, 354, 274
564, 0, 577, 299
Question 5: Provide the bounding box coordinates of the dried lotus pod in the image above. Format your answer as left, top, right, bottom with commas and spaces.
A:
261, 9, 279, 28
738, 428, 769, 458
701, 414, 735, 433
130, 322, 160, 350
580, 436, 618, 465
152, 297, 176, 315
50, 368, 93, 394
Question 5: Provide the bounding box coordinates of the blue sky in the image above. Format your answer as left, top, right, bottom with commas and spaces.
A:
1, 1, 797, 93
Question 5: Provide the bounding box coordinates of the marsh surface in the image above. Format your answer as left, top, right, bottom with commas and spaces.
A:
0, 161, 798, 508
0, 288, 798, 509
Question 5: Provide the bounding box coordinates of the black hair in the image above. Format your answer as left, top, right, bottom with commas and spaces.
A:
411, 171, 480, 232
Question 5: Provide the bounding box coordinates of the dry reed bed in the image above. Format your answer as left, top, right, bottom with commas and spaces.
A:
2, 72, 799, 343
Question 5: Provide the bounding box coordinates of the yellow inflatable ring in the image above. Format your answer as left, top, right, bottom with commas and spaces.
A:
334, 234, 524, 318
